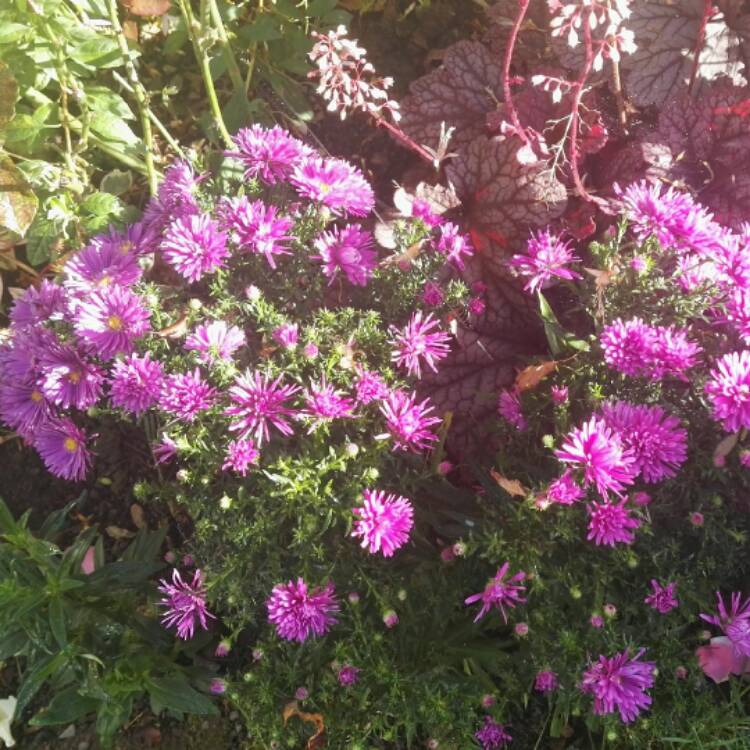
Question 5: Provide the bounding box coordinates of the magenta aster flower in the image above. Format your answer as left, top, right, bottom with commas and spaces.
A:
38, 340, 104, 410
109, 352, 164, 416
379, 389, 441, 453
0, 380, 54, 439
99, 220, 161, 258
706, 351, 750, 432
338, 664, 360, 686
266, 578, 339, 642
551, 385, 569, 404
600, 318, 656, 377
33, 417, 92, 481
436, 222, 474, 270
185, 320, 246, 365
354, 367, 388, 404
142, 161, 202, 232
581, 648, 656, 723
701, 591, 750, 658
73, 285, 151, 359
546, 470, 585, 505
586, 498, 641, 546
222, 438, 260, 476
9, 280, 67, 328
351, 489, 414, 557
600, 402, 688, 483
555, 416, 636, 498
272, 323, 299, 349
422, 282, 445, 307
153, 435, 178, 465
645, 580, 679, 614
474, 716, 512, 749
465, 562, 527, 623
410, 197, 442, 228
161, 213, 229, 283
220, 196, 293, 269
226, 370, 300, 445
648, 325, 702, 381
509, 229, 582, 293
535, 670, 559, 693
302, 377, 354, 431
313, 225, 377, 286
498, 388, 527, 431
291, 157, 374, 217
389, 311, 451, 379
723, 289, 750, 344
157, 568, 215, 640
159, 368, 218, 422
226, 125, 310, 184
64, 240, 142, 293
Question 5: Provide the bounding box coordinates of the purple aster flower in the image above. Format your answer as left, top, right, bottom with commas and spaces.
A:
157, 568, 215, 640
389, 311, 451, 379
590, 614, 605, 628
219, 196, 293, 269
465, 562, 527, 623
645, 580, 679, 614
161, 213, 229, 283
159, 368, 218, 422
64, 240, 142, 293
551, 385, 569, 404
226, 370, 300, 445
98, 220, 161, 258
0, 328, 55, 382
474, 716, 512, 749
109, 352, 164, 416
33, 417, 92, 481
701, 591, 750, 658
73, 285, 151, 359
153, 435, 178, 465
422, 282, 445, 307
586, 498, 641, 546
222, 438, 259, 476
410, 197, 442, 228
600, 318, 656, 377
9, 280, 67, 329
266, 578, 339, 642
706, 351, 750, 432
436, 222, 474, 270
535, 670, 559, 693
291, 157, 375, 217
209, 678, 226, 695
379, 389, 441, 453
226, 125, 310, 184
0, 380, 55, 439
184, 320, 246, 365
338, 665, 360, 686
38, 340, 104, 410
555, 416, 636, 498
647, 325, 702, 381
723, 289, 750, 344
600, 402, 688, 483
581, 648, 656, 723
313, 225, 377, 286
351, 489, 414, 557
509, 229, 582, 293
272, 323, 299, 349
498, 388, 527, 431
301, 377, 354, 431
141, 161, 202, 233
354, 367, 389, 404
546, 470, 585, 505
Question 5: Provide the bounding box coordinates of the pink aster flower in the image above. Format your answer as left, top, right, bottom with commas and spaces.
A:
267, 578, 339, 642
0, 380, 54, 439
73, 285, 151, 360
222, 438, 260, 476
509, 229, 582, 293
161, 213, 229, 283
555, 416, 636, 498
64, 240, 142, 293
109, 352, 164, 416
291, 157, 374, 217
546, 470, 585, 505
351, 489, 414, 557
38, 340, 104, 410
226, 370, 300, 445
99, 220, 161, 258
600, 318, 656, 377
705, 351, 750, 432
474, 716, 512, 749
313, 225, 377, 286
436, 222, 474, 270
600, 402, 688, 483
272, 323, 299, 349
422, 282, 445, 308
354, 367, 388, 404
581, 648, 656, 723
219, 196, 293, 269
389, 311, 451, 378
33, 417, 92, 481
465, 562, 526, 623
9, 279, 67, 329
226, 125, 310, 184
723, 289, 750, 344
551, 385, 569, 404
535, 670, 559, 693
379, 389, 441, 453
159, 369, 218, 422
645, 580, 679, 614
337, 664, 360, 686
153, 435, 178, 465
701, 591, 750, 658
185, 320, 246, 365
302, 377, 355, 431
647, 325, 702, 381
586, 498, 641, 546
497, 388, 527, 431
157, 568, 215, 640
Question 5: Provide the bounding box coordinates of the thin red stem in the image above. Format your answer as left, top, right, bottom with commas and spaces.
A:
373, 115, 437, 167
502, 0, 532, 146
688, 0, 715, 92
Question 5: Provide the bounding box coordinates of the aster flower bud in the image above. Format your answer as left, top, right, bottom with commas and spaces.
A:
437, 460, 454, 475
690, 511, 705, 527
219, 494, 233, 510
397, 589, 407, 601
514, 622, 529, 636
590, 614, 604, 628
675, 666, 688, 679
383, 610, 399, 628
603, 603, 617, 618
209, 678, 227, 695
345, 442, 359, 457
215, 639, 231, 657
252, 648, 264, 661
348, 591, 360, 605
481, 694, 496, 708
295, 686, 309, 701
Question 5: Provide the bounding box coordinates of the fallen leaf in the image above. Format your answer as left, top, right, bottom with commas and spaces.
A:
515, 360, 558, 392
283, 702, 325, 750
156, 314, 188, 339
121, 0, 171, 16
490, 468, 529, 497
106, 525, 135, 540
130, 503, 147, 530
714, 432, 739, 462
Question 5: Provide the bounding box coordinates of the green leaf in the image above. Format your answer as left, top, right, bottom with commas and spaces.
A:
86, 560, 163, 588
307, 0, 339, 15
16, 652, 67, 715
85, 86, 135, 120
30, 687, 100, 727
100, 169, 133, 196
39, 497, 80, 540
0, 496, 17, 535
237, 14, 283, 43
0, 630, 28, 660
0, 156, 38, 243
81, 191, 121, 217
121, 527, 167, 564
0, 23, 31, 45
90, 111, 139, 146
24, 213, 58, 266
147, 675, 218, 716
49, 597, 66, 647
70, 36, 124, 68
95, 694, 133, 745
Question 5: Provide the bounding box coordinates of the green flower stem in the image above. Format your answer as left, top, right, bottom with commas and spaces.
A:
106, 0, 158, 195
43, 23, 76, 175
244, 0, 264, 94
206, 0, 246, 95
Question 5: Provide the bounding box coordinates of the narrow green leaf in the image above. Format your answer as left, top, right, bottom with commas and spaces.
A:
30, 687, 100, 727
146, 675, 218, 716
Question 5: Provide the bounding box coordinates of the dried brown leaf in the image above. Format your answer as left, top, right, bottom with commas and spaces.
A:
130, 503, 147, 530
121, 0, 171, 16
283, 702, 325, 750
515, 361, 558, 392
106, 525, 135, 540
490, 468, 529, 498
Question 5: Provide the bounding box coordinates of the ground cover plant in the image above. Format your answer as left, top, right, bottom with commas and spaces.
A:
5, 0, 750, 748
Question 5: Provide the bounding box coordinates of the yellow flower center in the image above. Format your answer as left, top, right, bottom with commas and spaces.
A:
63, 437, 78, 453
68, 371, 81, 384
31, 390, 43, 402
120, 240, 133, 254
318, 182, 332, 195
98, 275, 111, 287
108, 315, 123, 331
